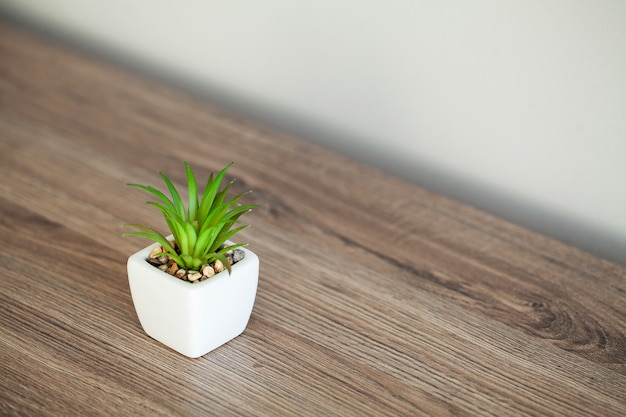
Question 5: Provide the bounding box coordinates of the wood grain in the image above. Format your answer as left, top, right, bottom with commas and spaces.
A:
1, 21, 625, 416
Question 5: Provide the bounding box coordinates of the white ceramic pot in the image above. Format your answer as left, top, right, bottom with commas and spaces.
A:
127, 239, 259, 358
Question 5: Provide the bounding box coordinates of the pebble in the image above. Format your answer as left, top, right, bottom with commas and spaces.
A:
233, 249, 245, 263
145, 245, 248, 282
213, 259, 225, 273
201, 264, 215, 278
167, 262, 179, 275
187, 271, 202, 281
147, 257, 162, 267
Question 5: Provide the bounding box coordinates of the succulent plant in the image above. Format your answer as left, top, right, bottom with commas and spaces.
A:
124, 162, 258, 274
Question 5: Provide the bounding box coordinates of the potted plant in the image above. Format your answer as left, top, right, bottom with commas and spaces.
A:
124, 161, 259, 358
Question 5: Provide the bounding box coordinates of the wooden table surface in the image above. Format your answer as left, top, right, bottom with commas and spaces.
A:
1, 22, 625, 416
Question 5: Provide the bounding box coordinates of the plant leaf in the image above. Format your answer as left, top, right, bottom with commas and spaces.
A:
211, 225, 249, 252
183, 221, 198, 256
159, 171, 186, 219
128, 183, 176, 213
124, 162, 257, 273
162, 213, 187, 259
192, 223, 223, 258
209, 179, 234, 214
146, 201, 184, 223
185, 161, 199, 224
122, 223, 184, 266
197, 162, 233, 223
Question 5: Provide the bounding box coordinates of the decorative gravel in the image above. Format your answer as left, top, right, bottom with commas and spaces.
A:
146, 244, 246, 284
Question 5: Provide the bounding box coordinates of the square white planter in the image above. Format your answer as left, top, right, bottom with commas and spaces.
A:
127, 240, 259, 358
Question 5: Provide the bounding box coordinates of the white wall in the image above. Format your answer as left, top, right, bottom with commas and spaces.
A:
2, 0, 625, 265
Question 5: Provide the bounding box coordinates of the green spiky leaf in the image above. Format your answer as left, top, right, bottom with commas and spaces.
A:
123, 162, 258, 275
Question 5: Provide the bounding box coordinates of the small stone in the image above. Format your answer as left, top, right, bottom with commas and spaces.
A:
157, 255, 169, 264
187, 271, 202, 281
149, 246, 162, 258
213, 259, 225, 273
174, 269, 186, 279
191, 279, 200, 284
167, 262, 179, 275
146, 257, 162, 267
201, 264, 215, 278
233, 249, 245, 263
225, 253, 234, 265
158, 264, 168, 272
